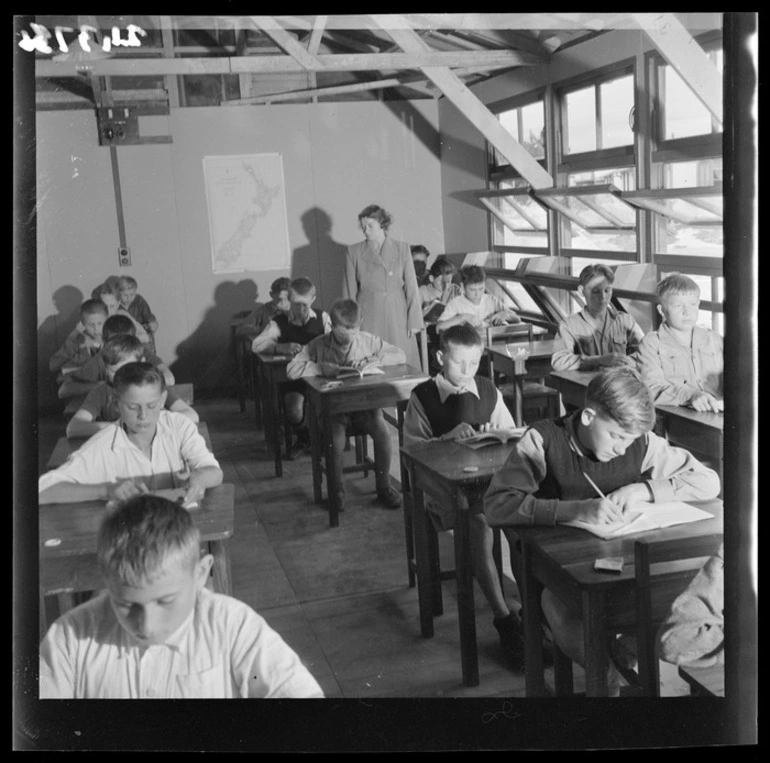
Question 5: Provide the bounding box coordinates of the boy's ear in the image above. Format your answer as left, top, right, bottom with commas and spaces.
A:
435, 349, 445, 368
160, 389, 168, 408
656, 303, 665, 320
580, 407, 596, 428
577, 284, 586, 300
195, 553, 214, 589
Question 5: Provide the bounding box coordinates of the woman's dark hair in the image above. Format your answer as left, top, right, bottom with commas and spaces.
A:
358, 205, 392, 231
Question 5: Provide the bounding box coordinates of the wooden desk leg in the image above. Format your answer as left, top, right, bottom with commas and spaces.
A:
454, 490, 479, 687
307, 395, 323, 505
553, 643, 574, 696
583, 589, 609, 697
271, 377, 283, 478
235, 336, 246, 413
322, 403, 339, 528
411, 476, 435, 639
209, 539, 232, 596
520, 539, 547, 697
252, 355, 263, 430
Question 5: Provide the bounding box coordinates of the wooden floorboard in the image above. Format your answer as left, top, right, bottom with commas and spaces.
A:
36, 394, 691, 698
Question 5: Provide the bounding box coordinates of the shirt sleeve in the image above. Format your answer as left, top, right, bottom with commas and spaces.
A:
134, 295, 156, 325
177, 416, 220, 470
640, 431, 721, 503
80, 384, 108, 419
372, 335, 407, 365
637, 333, 694, 406
229, 605, 324, 698
321, 311, 332, 334
483, 428, 560, 526
251, 320, 281, 354
403, 395, 437, 446
657, 546, 725, 667
49, 332, 81, 373
550, 318, 584, 372
624, 314, 646, 356
38, 438, 114, 493
489, 389, 516, 429
71, 356, 102, 383
438, 296, 462, 323
39, 618, 77, 699
286, 340, 321, 379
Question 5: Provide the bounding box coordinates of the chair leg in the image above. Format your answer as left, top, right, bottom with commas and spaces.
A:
361, 435, 369, 477
552, 642, 574, 696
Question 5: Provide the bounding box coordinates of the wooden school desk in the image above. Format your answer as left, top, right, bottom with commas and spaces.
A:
486, 339, 557, 426
400, 438, 517, 687
546, 369, 597, 410
252, 352, 294, 477
508, 498, 723, 697
678, 662, 725, 697
304, 364, 429, 528
39, 483, 236, 632
46, 421, 213, 471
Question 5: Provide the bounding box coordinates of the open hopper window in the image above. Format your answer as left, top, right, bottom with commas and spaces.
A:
534, 184, 636, 233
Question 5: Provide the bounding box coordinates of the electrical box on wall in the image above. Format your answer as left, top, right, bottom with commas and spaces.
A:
97, 106, 140, 146
118, 246, 131, 266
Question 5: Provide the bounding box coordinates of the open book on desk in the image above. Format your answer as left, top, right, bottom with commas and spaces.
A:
459, 427, 527, 450
563, 500, 713, 540
336, 362, 385, 380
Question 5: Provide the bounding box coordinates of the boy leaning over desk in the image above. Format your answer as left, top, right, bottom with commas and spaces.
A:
39, 494, 324, 698
483, 367, 720, 695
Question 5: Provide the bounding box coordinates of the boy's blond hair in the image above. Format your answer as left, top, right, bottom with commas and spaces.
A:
97, 495, 201, 586
330, 298, 360, 328
656, 273, 701, 302
585, 367, 656, 435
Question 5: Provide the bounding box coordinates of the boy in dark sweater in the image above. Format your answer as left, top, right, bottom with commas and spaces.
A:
403, 323, 525, 666
484, 367, 720, 692
252, 277, 331, 458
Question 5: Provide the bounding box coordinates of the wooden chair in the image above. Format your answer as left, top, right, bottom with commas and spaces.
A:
632, 532, 724, 696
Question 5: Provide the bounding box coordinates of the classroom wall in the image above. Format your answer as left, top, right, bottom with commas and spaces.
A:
36, 99, 444, 403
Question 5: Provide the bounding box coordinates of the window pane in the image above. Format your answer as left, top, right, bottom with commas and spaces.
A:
569, 167, 636, 191
660, 64, 717, 140
565, 87, 596, 154
600, 75, 635, 149
494, 101, 545, 165
663, 158, 723, 188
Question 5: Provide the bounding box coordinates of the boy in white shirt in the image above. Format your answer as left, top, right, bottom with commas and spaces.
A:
39, 494, 324, 698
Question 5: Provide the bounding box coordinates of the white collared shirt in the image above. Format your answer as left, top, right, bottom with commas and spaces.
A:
403, 373, 514, 446
437, 293, 505, 326
40, 588, 324, 698
38, 410, 220, 494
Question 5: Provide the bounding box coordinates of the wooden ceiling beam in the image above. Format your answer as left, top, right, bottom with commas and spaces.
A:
372, 14, 554, 189
250, 16, 322, 70
630, 12, 722, 126
36, 49, 538, 77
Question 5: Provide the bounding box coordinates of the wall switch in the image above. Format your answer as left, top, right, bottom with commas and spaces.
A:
118, 246, 131, 266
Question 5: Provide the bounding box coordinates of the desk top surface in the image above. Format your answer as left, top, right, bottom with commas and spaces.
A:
487, 339, 557, 360
510, 499, 723, 588
46, 421, 213, 471
656, 404, 724, 430
548, 369, 599, 386
401, 439, 517, 485
304, 364, 428, 394
254, 351, 292, 366
40, 483, 235, 558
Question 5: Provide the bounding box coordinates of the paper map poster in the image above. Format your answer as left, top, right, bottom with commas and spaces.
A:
203, 153, 290, 274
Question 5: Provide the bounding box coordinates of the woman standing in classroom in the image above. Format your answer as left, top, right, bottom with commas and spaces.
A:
343, 204, 424, 369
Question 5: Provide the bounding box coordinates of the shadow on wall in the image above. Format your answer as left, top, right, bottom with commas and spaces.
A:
292, 208, 349, 310
37, 285, 84, 412
169, 278, 257, 397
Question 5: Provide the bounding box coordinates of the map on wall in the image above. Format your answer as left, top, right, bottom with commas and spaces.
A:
202, 153, 290, 274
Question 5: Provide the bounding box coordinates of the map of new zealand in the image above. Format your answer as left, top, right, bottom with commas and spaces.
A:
203, 154, 291, 274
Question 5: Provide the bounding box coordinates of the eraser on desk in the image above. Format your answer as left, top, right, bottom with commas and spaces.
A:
594, 557, 624, 574
463, 466, 479, 473
44, 538, 61, 548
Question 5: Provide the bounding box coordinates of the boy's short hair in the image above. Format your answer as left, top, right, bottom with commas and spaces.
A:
358, 204, 392, 230
102, 334, 144, 366
585, 367, 656, 435
410, 245, 430, 259
270, 277, 291, 295
439, 323, 484, 352
460, 265, 486, 286
116, 275, 138, 290
103, 314, 136, 340
112, 361, 166, 397
579, 264, 615, 288
97, 494, 201, 587
656, 273, 701, 301
330, 298, 360, 328
92, 276, 120, 300
289, 277, 316, 298
80, 298, 108, 319
429, 256, 455, 279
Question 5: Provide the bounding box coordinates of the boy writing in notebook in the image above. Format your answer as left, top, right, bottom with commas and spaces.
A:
66, 338, 198, 439
436, 265, 520, 332
39, 494, 324, 698
117, 275, 159, 335
40, 363, 222, 506
236, 276, 291, 342
403, 323, 526, 665
252, 277, 331, 458
49, 299, 108, 376
483, 367, 720, 693
551, 264, 645, 372
59, 314, 175, 399
287, 298, 405, 511
637, 274, 724, 412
